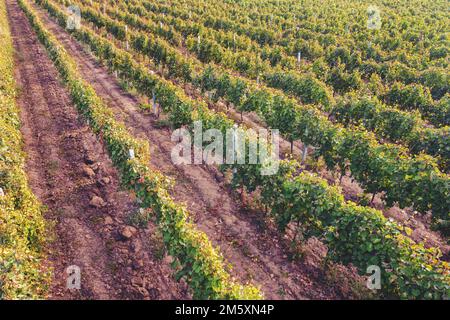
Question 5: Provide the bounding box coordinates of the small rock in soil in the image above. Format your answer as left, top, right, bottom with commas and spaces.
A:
90, 195, 106, 208
92, 163, 102, 173
99, 177, 111, 185
83, 166, 96, 178
120, 225, 137, 240
104, 216, 113, 225
131, 277, 144, 287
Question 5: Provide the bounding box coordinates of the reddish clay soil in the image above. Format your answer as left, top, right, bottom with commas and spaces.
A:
7, 0, 189, 300
28, 1, 370, 299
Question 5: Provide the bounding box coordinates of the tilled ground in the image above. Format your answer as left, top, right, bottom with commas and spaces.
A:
25, 0, 366, 299
7, 0, 189, 300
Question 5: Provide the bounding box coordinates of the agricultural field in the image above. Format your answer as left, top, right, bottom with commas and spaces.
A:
0, 0, 449, 303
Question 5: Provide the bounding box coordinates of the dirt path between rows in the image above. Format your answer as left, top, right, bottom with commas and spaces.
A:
7, 0, 189, 300
27, 0, 362, 299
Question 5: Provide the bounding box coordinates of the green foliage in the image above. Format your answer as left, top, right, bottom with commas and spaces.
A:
228, 161, 450, 299
332, 95, 450, 171
384, 82, 448, 127
264, 71, 334, 109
